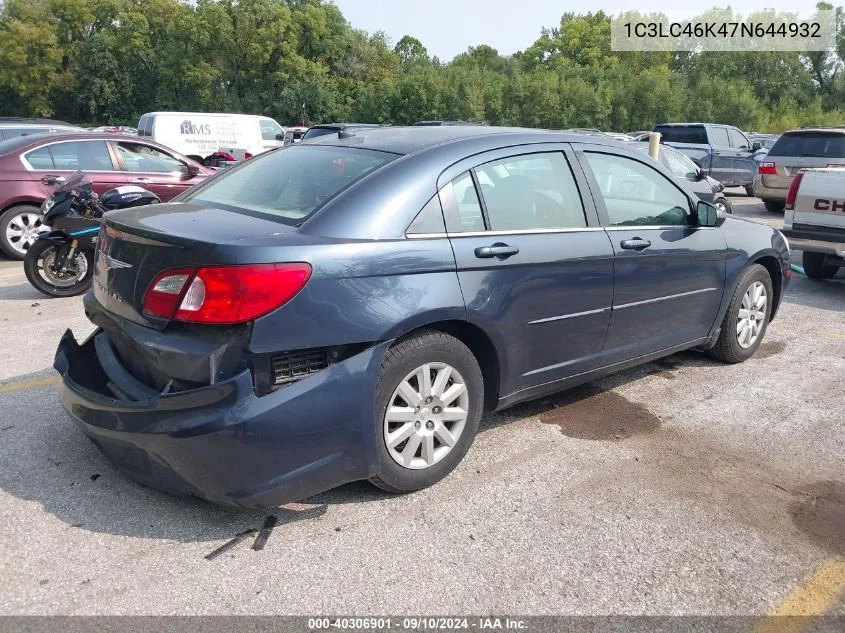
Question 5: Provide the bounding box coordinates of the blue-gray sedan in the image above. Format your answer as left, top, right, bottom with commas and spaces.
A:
54, 127, 790, 507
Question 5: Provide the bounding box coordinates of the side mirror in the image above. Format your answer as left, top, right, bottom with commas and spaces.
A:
697, 200, 726, 228
751, 141, 762, 151
695, 168, 706, 181
184, 163, 200, 178
276, 133, 284, 141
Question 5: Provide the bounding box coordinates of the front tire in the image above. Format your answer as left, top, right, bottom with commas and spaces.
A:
708, 264, 773, 363
714, 196, 733, 214
369, 330, 484, 494
24, 241, 94, 297
802, 252, 839, 280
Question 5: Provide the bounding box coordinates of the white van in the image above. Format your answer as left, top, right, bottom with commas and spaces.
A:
136, 112, 285, 162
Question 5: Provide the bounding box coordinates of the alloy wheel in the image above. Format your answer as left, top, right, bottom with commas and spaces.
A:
6, 211, 48, 256
383, 362, 470, 470
736, 281, 767, 349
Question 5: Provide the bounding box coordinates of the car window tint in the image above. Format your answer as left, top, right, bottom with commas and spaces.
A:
406, 195, 446, 235
260, 119, 282, 141
445, 172, 485, 232
710, 127, 730, 147
768, 132, 845, 158
662, 148, 697, 180
474, 153, 586, 231
117, 142, 184, 172
585, 152, 691, 227
302, 128, 336, 140
655, 125, 707, 144
728, 129, 749, 149
46, 141, 114, 171
24, 146, 54, 169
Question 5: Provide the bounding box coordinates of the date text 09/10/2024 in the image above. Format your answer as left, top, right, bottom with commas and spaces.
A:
307, 617, 528, 630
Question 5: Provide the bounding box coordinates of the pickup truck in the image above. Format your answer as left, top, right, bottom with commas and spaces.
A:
782, 168, 845, 279
654, 123, 764, 193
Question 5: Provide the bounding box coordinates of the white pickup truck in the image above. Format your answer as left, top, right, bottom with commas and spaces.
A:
782, 168, 845, 279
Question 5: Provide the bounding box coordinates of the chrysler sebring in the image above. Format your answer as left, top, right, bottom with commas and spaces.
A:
54, 127, 790, 507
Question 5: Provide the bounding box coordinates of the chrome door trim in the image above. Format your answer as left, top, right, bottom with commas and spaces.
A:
529, 307, 611, 325
614, 287, 718, 310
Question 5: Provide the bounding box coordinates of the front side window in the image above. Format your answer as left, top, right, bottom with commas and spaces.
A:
474, 153, 586, 231
728, 128, 749, 149
117, 142, 184, 173
25, 141, 114, 171
260, 119, 283, 141
710, 127, 730, 147
584, 152, 691, 227
184, 145, 395, 224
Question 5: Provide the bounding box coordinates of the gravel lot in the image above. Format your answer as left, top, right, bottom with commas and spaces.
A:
0, 191, 842, 616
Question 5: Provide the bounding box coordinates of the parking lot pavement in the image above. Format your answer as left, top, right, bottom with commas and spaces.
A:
0, 198, 842, 617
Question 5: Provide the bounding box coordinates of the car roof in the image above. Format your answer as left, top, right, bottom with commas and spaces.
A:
0, 132, 169, 156
786, 127, 845, 134
308, 123, 388, 131
0, 117, 78, 127
302, 125, 622, 156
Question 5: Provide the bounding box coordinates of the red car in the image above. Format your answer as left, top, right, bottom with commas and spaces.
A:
0, 133, 211, 258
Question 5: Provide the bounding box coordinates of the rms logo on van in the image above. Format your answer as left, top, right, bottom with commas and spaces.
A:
180, 120, 211, 135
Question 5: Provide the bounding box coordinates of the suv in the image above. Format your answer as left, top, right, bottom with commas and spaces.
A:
0, 117, 82, 140
753, 128, 845, 213
654, 123, 762, 192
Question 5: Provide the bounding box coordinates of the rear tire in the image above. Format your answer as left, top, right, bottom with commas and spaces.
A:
24, 241, 93, 297
0, 204, 45, 259
744, 185, 755, 197
802, 252, 839, 280
708, 264, 773, 364
369, 330, 484, 495
763, 199, 785, 213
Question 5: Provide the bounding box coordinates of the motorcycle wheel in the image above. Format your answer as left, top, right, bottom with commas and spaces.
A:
24, 241, 94, 298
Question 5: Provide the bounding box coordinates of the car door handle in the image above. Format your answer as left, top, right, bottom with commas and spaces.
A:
620, 238, 652, 251
41, 175, 66, 185
474, 243, 520, 260
131, 177, 152, 183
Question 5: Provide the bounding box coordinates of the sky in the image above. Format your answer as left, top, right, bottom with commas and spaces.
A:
331, 1, 818, 61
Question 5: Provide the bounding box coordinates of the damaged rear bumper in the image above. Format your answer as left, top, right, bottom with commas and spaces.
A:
54, 329, 388, 508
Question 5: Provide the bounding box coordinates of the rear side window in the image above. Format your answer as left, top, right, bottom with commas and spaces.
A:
406, 195, 446, 235
25, 146, 54, 169
585, 152, 691, 227
474, 153, 586, 231
184, 146, 395, 224
24, 141, 114, 171
655, 125, 707, 144
768, 132, 845, 158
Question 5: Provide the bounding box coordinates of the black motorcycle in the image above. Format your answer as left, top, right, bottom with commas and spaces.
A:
24, 171, 160, 297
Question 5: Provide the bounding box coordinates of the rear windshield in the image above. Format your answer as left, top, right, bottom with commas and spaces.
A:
767, 131, 845, 158
302, 127, 337, 140
655, 125, 707, 144
183, 145, 396, 224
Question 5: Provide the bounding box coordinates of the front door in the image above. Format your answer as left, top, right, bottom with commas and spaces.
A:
575, 146, 727, 365
112, 140, 200, 201
728, 127, 757, 186
708, 126, 734, 184
440, 146, 615, 399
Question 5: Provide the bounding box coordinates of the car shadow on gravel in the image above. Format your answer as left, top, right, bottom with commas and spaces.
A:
0, 281, 49, 301
0, 350, 719, 542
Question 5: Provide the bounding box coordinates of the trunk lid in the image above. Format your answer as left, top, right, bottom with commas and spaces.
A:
93, 202, 296, 329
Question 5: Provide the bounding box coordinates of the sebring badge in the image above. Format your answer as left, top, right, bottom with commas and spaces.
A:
98, 251, 133, 271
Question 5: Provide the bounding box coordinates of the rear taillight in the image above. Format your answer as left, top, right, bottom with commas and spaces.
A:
758, 161, 777, 175
785, 171, 804, 211
143, 263, 311, 324
244, 152, 253, 159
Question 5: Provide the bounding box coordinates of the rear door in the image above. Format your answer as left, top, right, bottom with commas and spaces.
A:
440, 145, 615, 397
708, 126, 734, 184
575, 144, 727, 364
22, 139, 128, 197
111, 140, 201, 201
763, 131, 845, 197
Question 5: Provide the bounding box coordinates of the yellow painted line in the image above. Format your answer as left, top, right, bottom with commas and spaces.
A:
753, 558, 845, 633
0, 375, 60, 394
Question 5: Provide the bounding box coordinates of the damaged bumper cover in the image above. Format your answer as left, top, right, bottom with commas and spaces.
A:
54, 329, 388, 508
